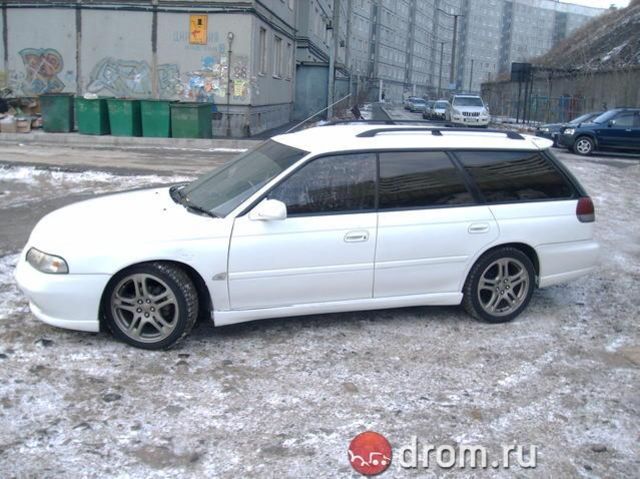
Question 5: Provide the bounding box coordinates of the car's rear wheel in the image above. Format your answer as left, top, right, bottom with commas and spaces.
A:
104, 262, 198, 349
573, 136, 594, 156
463, 247, 535, 323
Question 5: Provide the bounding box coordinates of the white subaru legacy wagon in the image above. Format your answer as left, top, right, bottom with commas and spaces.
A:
15, 125, 599, 349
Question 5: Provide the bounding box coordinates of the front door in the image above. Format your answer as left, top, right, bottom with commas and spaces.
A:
228, 152, 377, 310
598, 111, 637, 149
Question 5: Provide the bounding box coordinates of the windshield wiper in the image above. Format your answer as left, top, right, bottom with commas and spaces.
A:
170, 184, 218, 218
169, 184, 187, 204
184, 203, 219, 218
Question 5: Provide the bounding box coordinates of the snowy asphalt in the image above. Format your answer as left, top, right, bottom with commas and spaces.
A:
0, 142, 639, 478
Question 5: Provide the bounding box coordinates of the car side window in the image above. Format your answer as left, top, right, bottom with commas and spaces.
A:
457, 150, 574, 202
379, 151, 474, 209
613, 113, 634, 127
268, 153, 376, 215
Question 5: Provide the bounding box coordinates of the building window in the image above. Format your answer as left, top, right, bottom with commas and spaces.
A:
258, 27, 267, 75
286, 42, 293, 79
274, 35, 283, 78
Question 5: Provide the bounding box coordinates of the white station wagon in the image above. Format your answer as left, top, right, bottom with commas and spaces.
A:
16, 125, 599, 349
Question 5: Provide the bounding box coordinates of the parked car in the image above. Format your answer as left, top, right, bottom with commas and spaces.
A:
16, 125, 599, 349
446, 94, 490, 127
431, 100, 449, 120
409, 98, 427, 113
422, 100, 436, 119
558, 108, 640, 155
536, 111, 603, 147
404, 96, 420, 110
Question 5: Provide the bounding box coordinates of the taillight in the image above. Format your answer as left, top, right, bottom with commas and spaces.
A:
576, 196, 595, 223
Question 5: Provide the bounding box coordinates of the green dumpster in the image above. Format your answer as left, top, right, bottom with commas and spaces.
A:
140, 99, 173, 137
170, 102, 213, 139
107, 98, 142, 136
39, 93, 74, 133
75, 97, 110, 135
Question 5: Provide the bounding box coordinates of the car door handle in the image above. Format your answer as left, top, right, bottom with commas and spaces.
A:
344, 231, 369, 243
468, 223, 490, 234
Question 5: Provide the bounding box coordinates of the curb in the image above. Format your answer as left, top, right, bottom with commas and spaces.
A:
0, 131, 261, 151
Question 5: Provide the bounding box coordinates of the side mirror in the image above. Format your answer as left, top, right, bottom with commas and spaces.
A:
608, 119, 616, 127
248, 199, 287, 221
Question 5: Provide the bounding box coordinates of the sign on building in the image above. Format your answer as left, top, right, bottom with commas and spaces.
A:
189, 15, 208, 44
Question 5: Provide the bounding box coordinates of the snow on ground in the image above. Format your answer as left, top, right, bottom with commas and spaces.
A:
0, 154, 638, 478
0, 165, 194, 209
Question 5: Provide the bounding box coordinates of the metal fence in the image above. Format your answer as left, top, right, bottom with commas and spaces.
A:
487, 94, 602, 125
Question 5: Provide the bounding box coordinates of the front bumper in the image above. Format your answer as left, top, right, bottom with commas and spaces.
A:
450, 116, 490, 126
14, 257, 110, 333
558, 133, 576, 148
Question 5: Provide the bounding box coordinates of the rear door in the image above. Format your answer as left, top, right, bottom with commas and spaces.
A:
373, 151, 498, 298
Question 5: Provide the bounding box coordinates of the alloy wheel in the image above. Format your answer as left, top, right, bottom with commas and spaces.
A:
110, 273, 179, 344
575, 138, 593, 155
477, 258, 530, 317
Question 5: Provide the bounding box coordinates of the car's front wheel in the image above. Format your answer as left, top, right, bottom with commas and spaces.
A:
573, 136, 594, 156
103, 262, 198, 349
462, 247, 535, 323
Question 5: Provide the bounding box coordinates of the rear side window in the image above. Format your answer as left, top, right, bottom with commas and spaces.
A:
268, 152, 376, 215
456, 150, 574, 202
379, 151, 474, 209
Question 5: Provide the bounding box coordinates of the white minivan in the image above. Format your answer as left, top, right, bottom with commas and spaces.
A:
16, 125, 599, 349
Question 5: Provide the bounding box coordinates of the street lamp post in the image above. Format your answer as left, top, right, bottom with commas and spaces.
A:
437, 8, 463, 91
438, 41, 446, 98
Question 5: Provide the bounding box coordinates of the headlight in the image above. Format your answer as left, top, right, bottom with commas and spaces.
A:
540, 127, 550, 132
564, 128, 575, 135
26, 248, 69, 274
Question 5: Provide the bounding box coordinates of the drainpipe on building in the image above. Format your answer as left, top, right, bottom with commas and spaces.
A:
327, 0, 341, 119
226, 32, 234, 137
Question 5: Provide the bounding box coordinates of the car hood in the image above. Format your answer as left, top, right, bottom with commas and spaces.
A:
538, 123, 563, 130
27, 187, 224, 258
568, 122, 599, 131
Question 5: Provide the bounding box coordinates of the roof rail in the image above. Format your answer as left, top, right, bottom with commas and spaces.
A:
323, 119, 438, 126
356, 127, 525, 140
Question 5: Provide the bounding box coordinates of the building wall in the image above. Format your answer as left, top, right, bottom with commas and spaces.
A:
6, 8, 76, 96
81, 10, 152, 98
1, 0, 296, 136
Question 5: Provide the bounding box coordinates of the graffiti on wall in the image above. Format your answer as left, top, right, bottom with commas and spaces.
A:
175, 55, 256, 102
157, 63, 181, 98
87, 57, 153, 97
85, 55, 257, 101
18, 48, 65, 94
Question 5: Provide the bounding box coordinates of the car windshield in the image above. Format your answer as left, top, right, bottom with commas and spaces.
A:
427, 101, 435, 107
180, 140, 308, 217
414, 100, 426, 104
592, 110, 618, 124
435, 101, 448, 108
570, 112, 600, 124
453, 97, 484, 107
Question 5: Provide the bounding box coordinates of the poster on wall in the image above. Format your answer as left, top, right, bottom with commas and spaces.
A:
189, 15, 208, 44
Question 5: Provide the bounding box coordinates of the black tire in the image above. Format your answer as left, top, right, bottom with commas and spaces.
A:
103, 262, 198, 350
462, 247, 535, 323
573, 136, 594, 156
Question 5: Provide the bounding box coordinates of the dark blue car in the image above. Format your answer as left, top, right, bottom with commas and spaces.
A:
535, 111, 602, 146
559, 108, 640, 156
